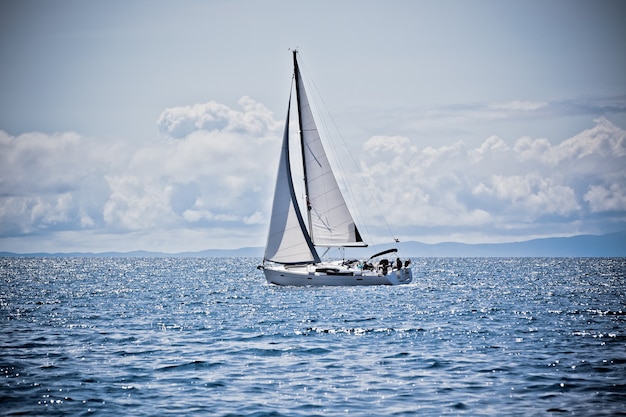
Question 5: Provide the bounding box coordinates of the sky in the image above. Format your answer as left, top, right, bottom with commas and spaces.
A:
1, 0, 625, 253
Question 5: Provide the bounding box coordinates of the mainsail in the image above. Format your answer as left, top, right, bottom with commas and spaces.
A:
293, 52, 366, 248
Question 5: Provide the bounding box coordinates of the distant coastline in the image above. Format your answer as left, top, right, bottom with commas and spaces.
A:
2, 231, 625, 258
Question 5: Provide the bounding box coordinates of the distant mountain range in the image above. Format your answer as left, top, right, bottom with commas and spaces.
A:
2, 231, 625, 258
391, 230, 626, 257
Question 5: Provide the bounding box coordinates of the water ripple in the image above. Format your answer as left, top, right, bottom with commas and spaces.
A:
1, 257, 625, 416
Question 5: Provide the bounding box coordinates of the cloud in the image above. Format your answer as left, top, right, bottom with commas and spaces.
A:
363, 135, 413, 154
393, 96, 626, 142
157, 96, 279, 139
584, 183, 626, 213
441, 97, 626, 122
0, 97, 282, 251
514, 117, 626, 164
417, 99, 551, 127
0, 130, 125, 236
469, 135, 509, 162
473, 174, 580, 217
356, 117, 626, 241
104, 98, 282, 234
489, 101, 548, 112
1, 98, 624, 252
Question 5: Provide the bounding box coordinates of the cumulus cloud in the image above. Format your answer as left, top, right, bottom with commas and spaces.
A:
356, 117, 626, 240
0, 130, 125, 236
469, 135, 509, 162
0, 97, 282, 251
103, 98, 282, 235
584, 183, 626, 213
1, 97, 624, 251
157, 96, 279, 139
514, 117, 626, 165
473, 174, 580, 217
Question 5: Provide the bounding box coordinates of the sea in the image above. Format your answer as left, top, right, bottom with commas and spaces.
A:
1, 257, 624, 416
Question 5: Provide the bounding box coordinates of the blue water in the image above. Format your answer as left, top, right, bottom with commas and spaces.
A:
1, 257, 625, 416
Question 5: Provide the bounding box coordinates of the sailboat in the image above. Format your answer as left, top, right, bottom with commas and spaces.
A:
259, 51, 412, 286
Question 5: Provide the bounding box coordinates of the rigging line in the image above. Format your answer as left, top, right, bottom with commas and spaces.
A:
296, 53, 401, 248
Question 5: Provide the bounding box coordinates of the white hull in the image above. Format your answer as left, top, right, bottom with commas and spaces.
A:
263, 262, 412, 286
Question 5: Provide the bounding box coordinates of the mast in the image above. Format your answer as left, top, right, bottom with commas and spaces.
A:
292, 50, 314, 238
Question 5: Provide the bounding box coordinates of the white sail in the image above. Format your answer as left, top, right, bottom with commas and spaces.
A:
264, 100, 320, 264
294, 56, 366, 247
